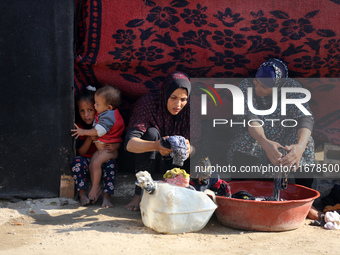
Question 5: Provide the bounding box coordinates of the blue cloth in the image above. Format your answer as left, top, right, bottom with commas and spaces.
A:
167, 135, 189, 166
256, 65, 277, 87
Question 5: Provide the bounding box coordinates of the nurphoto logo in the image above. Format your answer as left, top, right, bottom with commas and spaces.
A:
201, 84, 311, 116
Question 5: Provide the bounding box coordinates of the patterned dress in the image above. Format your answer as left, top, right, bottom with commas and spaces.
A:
228, 78, 315, 167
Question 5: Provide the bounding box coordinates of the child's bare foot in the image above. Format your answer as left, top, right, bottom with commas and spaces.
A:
79, 190, 90, 206
125, 194, 141, 211
102, 193, 113, 208
88, 185, 103, 204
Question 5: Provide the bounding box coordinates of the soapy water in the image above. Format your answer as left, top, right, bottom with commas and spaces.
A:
255, 196, 286, 201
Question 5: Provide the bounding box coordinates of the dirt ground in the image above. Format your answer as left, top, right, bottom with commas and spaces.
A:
0, 197, 339, 255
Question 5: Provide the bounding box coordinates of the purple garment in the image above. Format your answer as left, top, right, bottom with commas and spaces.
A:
167, 135, 188, 166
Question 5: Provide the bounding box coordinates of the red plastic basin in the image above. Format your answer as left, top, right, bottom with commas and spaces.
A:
214, 180, 320, 232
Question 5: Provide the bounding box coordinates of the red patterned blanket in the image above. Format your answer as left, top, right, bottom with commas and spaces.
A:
74, 0, 340, 145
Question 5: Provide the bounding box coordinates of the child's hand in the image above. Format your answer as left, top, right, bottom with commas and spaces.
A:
105, 142, 121, 153
90, 135, 98, 141
71, 124, 85, 139
90, 136, 98, 141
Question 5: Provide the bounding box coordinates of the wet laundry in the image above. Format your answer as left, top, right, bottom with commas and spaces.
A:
231, 191, 285, 201
232, 191, 255, 200
161, 135, 188, 166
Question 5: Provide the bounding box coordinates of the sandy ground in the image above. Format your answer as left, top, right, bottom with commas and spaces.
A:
0, 197, 340, 255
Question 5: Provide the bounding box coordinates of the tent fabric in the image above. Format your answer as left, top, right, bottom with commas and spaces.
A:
74, 0, 340, 145
0, 0, 74, 199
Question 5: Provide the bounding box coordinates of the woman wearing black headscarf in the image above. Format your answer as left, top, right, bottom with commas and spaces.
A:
124, 71, 197, 211
228, 58, 315, 178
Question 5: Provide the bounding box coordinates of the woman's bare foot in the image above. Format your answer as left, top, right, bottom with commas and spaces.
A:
125, 194, 141, 211
102, 193, 113, 208
79, 190, 90, 206
307, 205, 322, 220
88, 185, 103, 204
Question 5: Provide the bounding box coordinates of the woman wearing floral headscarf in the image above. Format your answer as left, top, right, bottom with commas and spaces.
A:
124, 71, 197, 211
228, 58, 321, 219
228, 58, 315, 180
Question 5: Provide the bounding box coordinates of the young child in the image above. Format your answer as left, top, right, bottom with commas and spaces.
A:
72, 87, 120, 207
72, 86, 121, 207
72, 86, 125, 204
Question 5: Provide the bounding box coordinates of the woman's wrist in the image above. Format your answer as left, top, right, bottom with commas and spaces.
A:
126, 137, 160, 153
294, 143, 305, 155
153, 140, 161, 152
258, 136, 269, 150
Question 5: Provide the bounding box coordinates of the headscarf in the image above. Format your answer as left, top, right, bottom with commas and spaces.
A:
128, 71, 191, 139
255, 58, 288, 88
